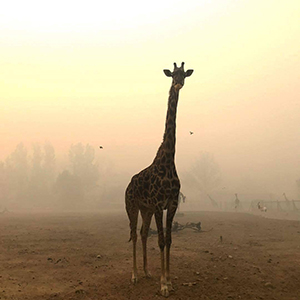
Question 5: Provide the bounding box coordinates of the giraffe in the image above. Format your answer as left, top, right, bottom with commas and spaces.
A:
177, 191, 186, 214
283, 192, 291, 209
125, 62, 193, 297
234, 193, 240, 210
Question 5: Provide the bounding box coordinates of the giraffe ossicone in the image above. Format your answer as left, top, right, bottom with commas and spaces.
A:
125, 62, 193, 297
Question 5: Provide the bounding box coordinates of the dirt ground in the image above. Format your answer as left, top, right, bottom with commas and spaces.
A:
0, 210, 300, 300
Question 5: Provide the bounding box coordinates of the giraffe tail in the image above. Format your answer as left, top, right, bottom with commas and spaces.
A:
128, 231, 132, 242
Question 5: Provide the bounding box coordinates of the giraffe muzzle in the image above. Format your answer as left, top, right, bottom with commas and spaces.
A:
175, 83, 183, 91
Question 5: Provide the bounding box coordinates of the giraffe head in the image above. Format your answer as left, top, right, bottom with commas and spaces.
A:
163, 62, 193, 91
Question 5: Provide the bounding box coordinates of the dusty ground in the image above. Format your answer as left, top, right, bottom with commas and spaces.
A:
0, 210, 300, 300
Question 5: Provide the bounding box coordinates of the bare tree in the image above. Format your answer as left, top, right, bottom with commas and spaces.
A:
54, 170, 84, 210
43, 142, 56, 186
5, 143, 29, 203
185, 152, 221, 195
68, 143, 99, 190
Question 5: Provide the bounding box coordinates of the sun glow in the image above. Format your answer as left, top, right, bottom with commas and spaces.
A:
0, 0, 216, 33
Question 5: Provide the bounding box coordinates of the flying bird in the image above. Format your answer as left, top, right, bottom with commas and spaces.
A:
189, 131, 194, 135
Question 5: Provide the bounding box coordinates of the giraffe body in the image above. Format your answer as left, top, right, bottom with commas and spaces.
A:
125, 62, 193, 297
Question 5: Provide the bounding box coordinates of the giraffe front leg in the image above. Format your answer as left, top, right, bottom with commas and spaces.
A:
160, 248, 169, 297
140, 208, 153, 278
165, 203, 177, 291
155, 211, 169, 297
165, 246, 174, 291
126, 203, 139, 284
142, 235, 152, 278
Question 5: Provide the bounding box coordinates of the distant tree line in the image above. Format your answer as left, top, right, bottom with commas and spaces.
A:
4, 143, 297, 212
0, 142, 101, 211
0, 147, 225, 211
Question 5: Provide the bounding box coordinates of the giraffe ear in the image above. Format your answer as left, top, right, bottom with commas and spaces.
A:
185, 69, 194, 77
163, 69, 172, 77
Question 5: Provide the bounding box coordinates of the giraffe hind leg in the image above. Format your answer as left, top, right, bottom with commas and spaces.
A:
140, 207, 153, 278
126, 193, 139, 283
155, 210, 169, 297
165, 201, 178, 291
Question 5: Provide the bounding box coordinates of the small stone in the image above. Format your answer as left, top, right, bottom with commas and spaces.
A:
97, 255, 102, 259
228, 255, 233, 259
195, 272, 200, 275
264, 282, 274, 289
182, 282, 197, 287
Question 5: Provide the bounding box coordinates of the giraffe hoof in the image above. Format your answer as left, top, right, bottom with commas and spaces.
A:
144, 271, 152, 278
166, 281, 174, 291
131, 275, 138, 284
161, 284, 169, 297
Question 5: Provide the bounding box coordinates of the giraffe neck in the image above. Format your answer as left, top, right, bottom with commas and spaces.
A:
154, 85, 179, 163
